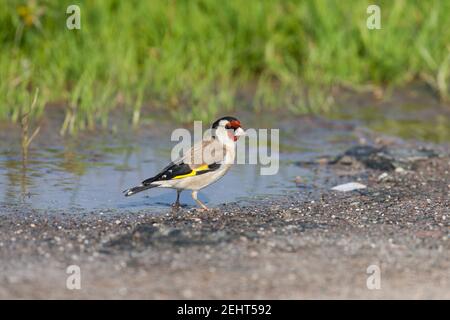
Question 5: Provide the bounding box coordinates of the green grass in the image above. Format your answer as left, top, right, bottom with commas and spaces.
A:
1, 0, 449, 134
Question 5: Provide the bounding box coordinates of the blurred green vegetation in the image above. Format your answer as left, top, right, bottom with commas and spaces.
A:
1, 0, 449, 134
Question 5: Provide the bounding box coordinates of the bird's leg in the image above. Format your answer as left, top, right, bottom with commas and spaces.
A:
191, 190, 209, 211
172, 190, 181, 208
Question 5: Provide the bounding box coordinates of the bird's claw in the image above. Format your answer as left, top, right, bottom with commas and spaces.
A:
171, 202, 181, 210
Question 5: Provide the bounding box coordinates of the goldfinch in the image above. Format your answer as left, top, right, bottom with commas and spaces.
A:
123, 116, 246, 210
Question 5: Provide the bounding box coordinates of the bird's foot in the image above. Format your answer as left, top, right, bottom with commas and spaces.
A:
194, 206, 210, 212
171, 202, 182, 210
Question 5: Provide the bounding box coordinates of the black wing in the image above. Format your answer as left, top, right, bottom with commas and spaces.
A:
142, 162, 221, 185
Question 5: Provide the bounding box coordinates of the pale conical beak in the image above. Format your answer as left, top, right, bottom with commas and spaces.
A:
234, 127, 246, 137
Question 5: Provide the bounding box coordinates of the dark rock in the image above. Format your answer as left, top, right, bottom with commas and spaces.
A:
329, 145, 439, 171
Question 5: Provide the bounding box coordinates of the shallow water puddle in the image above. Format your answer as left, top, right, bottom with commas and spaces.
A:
332, 102, 450, 143
0, 117, 355, 213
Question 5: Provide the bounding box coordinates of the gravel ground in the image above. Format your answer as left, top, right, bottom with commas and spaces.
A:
0, 146, 449, 299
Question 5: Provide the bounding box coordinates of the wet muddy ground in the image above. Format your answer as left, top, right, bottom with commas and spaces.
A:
1, 93, 450, 299
0, 134, 449, 298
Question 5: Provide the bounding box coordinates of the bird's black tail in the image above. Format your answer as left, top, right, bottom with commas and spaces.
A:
123, 184, 157, 197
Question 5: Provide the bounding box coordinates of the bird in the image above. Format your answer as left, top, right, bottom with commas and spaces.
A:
123, 116, 246, 210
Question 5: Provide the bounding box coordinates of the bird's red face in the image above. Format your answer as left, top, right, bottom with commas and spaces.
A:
225, 120, 245, 141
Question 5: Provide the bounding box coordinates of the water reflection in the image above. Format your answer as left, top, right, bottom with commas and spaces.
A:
331, 103, 450, 143
0, 117, 355, 213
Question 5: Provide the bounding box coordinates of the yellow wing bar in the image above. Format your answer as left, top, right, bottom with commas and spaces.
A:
172, 164, 210, 179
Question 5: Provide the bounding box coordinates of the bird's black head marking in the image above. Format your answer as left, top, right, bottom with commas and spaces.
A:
211, 116, 240, 129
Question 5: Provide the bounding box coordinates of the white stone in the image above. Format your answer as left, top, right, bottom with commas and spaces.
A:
331, 182, 367, 192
